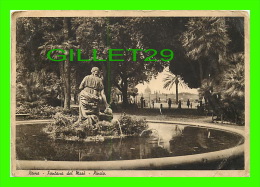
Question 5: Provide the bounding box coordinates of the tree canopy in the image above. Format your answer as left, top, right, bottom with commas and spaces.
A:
16, 16, 245, 123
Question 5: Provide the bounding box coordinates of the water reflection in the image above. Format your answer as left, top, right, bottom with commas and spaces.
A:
16, 123, 243, 161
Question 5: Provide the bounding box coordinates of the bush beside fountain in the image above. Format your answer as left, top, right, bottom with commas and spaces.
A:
43, 112, 148, 142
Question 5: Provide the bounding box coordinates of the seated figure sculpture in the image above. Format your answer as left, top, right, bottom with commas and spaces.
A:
75, 67, 111, 133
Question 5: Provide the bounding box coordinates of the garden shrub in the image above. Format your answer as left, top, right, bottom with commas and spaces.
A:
113, 113, 148, 136
43, 113, 148, 141
16, 103, 79, 119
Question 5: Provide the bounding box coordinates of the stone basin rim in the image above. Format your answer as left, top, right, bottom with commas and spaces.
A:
16, 120, 244, 170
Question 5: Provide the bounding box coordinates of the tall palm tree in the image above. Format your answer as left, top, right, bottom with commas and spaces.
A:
163, 72, 188, 104
180, 17, 230, 85
221, 54, 245, 99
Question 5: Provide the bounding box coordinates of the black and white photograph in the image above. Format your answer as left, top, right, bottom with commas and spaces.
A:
11, 10, 249, 177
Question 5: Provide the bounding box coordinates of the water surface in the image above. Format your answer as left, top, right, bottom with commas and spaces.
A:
16, 123, 244, 161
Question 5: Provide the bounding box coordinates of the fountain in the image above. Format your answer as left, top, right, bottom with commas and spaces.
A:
16, 120, 244, 170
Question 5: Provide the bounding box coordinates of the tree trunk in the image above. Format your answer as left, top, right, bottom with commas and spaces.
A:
175, 82, 179, 104
199, 61, 203, 86
101, 63, 111, 104
62, 17, 71, 110
59, 62, 64, 107
106, 61, 111, 104
63, 59, 71, 109
122, 78, 128, 107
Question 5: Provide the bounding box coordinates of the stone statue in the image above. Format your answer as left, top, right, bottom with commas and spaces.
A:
75, 67, 112, 131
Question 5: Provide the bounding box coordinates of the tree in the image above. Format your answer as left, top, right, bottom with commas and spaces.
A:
39, 18, 79, 109
73, 17, 170, 107
216, 53, 245, 123
16, 18, 64, 107
180, 17, 230, 85
16, 70, 62, 107
198, 53, 245, 123
108, 18, 170, 106
128, 87, 138, 104
170, 17, 244, 88
17, 17, 186, 109
163, 71, 187, 104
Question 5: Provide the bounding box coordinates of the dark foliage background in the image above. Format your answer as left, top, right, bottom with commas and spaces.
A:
16, 17, 245, 124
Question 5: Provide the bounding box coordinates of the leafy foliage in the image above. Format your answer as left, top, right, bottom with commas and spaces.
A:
163, 70, 188, 103
115, 114, 148, 136
16, 70, 62, 106
172, 17, 245, 124
170, 17, 244, 88
16, 103, 78, 120
16, 17, 245, 125
43, 112, 79, 140
17, 17, 171, 108
163, 71, 188, 90
181, 18, 230, 61
198, 53, 245, 124
43, 113, 148, 141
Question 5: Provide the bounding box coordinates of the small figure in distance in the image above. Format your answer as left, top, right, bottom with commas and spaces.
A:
151, 100, 155, 108
178, 100, 182, 109
168, 98, 172, 109
187, 99, 190, 108
140, 96, 144, 109
160, 103, 163, 115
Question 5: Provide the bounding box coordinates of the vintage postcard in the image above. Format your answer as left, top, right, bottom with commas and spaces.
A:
11, 10, 249, 177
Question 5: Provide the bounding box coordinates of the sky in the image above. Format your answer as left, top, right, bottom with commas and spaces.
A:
135, 68, 198, 95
